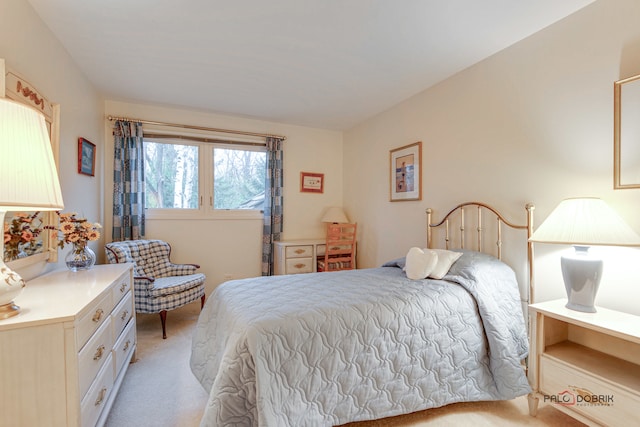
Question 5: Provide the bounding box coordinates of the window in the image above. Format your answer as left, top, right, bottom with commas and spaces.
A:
213, 147, 266, 210
144, 138, 266, 218
145, 141, 199, 209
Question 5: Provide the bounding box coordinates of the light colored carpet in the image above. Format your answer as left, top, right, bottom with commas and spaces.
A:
106, 304, 585, 427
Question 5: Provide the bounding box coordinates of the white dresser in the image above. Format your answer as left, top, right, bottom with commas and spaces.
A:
0, 263, 136, 427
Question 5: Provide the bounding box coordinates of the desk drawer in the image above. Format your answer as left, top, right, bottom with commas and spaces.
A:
285, 245, 313, 258
285, 257, 313, 274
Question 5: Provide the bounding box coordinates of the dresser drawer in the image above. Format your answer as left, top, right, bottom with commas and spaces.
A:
112, 272, 132, 306
77, 292, 113, 351
285, 245, 313, 258
81, 353, 115, 427
540, 355, 640, 425
78, 316, 114, 399
113, 319, 136, 377
112, 291, 133, 339
285, 257, 313, 274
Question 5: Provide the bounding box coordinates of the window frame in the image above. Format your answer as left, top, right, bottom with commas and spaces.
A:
143, 136, 266, 221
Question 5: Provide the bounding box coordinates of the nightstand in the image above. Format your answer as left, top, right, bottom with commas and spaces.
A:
528, 299, 640, 426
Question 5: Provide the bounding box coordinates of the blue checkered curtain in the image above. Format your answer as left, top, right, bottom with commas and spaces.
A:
262, 137, 284, 276
112, 120, 145, 241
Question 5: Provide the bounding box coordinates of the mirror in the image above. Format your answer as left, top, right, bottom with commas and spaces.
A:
4, 212, 47, 261
614, 74, 640, 189
2, 62, 60, 267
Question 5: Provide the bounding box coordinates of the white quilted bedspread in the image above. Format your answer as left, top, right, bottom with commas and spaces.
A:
190, 251, 531, 426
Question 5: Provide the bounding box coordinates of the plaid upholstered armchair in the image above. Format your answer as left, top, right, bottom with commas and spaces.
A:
105, 239, 206, 339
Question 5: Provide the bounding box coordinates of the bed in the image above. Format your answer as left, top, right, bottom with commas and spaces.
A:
190, 202, 535, 426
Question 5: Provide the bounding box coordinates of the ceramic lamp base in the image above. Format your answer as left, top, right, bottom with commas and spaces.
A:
0, 211, 26, 319
561, 246, 602, 313
0, 301, 20, 319
0, 263, 25, 319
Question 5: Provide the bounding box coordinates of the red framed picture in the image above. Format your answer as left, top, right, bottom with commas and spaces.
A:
78, 137, 96, 176
300, 172, 324, 193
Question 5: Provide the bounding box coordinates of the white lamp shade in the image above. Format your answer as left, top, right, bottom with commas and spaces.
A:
0, 98, 64, 210
321, 206, 349, 223
529, 197, 640, 247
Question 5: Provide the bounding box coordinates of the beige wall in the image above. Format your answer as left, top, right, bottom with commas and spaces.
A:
344, 0, 640, 315
0, 0, 104, 276
1, 0, 344, 293
104, 100, 343, 293
6, 0, 640, 315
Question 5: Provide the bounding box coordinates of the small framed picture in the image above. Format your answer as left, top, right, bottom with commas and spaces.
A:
78, 137, 96, 176
390, 141, 422, 202
300, 172, 324, 193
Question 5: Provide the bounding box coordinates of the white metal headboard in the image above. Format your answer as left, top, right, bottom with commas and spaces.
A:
426, 202, 535, 305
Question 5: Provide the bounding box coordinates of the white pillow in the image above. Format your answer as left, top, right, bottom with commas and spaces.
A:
427, 249, 462, 279
405, 247, 438, 280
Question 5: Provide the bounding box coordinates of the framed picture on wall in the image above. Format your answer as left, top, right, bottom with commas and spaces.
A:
390, 141, 422, 202
300, 172, 324, 193
78, 137, 96, 176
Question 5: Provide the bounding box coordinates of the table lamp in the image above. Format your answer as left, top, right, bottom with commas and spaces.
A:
0, 98, 64, 319
321, 207, 349, 224
529, 197, 640, 313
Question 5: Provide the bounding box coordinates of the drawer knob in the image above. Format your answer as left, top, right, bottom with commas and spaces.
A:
93, 344, 106, 361
294, 263, 305, 269
120, 309, 129, 321
95, 387, 107, 406
119, 283, 127, 293
123, 339, 131, 352
294, 249, 305, 254
92, 309, 104, 323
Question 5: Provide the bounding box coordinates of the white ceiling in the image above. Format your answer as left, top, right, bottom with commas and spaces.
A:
27, 0, 596, 131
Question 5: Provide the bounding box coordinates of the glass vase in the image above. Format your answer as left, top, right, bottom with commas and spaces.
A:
65, 243, 96, 272
4, 245, 26, 262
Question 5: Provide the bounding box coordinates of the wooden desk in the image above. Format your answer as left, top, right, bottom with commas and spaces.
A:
274, 239, 357, 275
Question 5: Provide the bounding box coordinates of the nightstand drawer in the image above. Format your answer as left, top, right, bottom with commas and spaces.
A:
285, 245, 314, 258
541, 355, 640, 426
285, 257, 314, 274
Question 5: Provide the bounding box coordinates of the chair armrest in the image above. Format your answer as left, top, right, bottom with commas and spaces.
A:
159, 262, 200, 277
134, 276, 155, 292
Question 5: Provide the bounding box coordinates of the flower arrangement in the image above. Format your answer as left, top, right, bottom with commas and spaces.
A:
52, 212, 102, 251
3, 212, 44, 261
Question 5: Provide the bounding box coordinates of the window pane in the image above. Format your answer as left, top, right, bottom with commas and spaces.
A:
144, 141, 199, 209
213, 147, 265, 210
